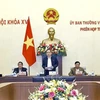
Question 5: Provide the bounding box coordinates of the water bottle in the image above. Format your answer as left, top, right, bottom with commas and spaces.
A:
91, 71, 95, 76
36, 72, 40, 76
12, 71, 17, 77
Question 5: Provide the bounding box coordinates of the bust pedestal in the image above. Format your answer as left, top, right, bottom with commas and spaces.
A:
57, 56, 62, 75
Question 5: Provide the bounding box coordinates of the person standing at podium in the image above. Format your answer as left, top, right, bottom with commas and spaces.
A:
13, 61, 27, 76
68, 61, 88, 76
42, 49, 58, 76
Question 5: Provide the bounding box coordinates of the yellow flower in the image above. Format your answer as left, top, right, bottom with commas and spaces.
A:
44, 80, 49, 85
41, 48, 44, 52
28, 80, 86, 100
60, 50, 64, 52
40, 95, 44, 99
45, 89, 51, 93
65, 89, 70, 95
58, 48, 60, 50
51, 87, 56, 92
78, 96, 85, 100
62, 94, 65, 96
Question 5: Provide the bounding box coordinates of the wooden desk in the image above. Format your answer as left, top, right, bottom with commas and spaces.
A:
0, 82, 100, 100
76, 76, 100, 81
0, 76, 100, 83
32, 76, 100, 82
0, 76, 33, 83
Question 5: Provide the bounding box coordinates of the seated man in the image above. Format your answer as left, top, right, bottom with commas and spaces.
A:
42, 49, 58, 76
13, 61, 27, 76
68, 61, 88, 76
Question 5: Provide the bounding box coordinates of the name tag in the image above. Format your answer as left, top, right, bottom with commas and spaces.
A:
49, 71, 56, 75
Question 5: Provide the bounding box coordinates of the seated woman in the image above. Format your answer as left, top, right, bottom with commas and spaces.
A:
13, 61, 27, 76
69, 61, 88, 76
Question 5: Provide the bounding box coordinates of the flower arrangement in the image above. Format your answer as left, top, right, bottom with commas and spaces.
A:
28, 79, 87, 100
37, 43, 67, 56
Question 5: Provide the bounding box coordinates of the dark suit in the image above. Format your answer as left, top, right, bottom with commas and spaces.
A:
13, 67, 27, 76
42, 55, 58, 76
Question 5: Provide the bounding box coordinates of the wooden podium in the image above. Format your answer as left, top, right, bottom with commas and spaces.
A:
57, 55, 62, 75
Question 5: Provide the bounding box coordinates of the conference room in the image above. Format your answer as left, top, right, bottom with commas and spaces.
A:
0, 0, 100, 100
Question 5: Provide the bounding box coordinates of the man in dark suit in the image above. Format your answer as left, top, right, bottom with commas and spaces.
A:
13, 61, 27, 76
42, 49, 58, 76
69, 61, 88, 76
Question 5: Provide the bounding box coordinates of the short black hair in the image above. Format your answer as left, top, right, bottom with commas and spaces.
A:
75, 61, 80, 65
18, 61, 23, 65
46, 49, 52, 53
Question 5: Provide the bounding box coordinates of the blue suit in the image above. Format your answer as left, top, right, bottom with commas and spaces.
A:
42, 55, 58, 76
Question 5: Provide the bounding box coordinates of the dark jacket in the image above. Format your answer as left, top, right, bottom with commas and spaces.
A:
68, 67, 88, 76
42, 55, 58, 75
13, 67, 27, 76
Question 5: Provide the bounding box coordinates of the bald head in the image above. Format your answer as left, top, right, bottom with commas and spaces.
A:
48, 27, 55, 41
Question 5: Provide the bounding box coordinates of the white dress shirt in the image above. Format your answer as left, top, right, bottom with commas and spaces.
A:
19, 69, 22, 73
47, 57, 52, 68
75, 69, 82, 74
